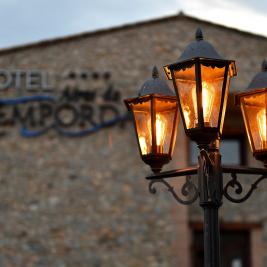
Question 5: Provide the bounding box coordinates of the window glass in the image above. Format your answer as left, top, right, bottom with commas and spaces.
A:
192, 229, 250, 267
189, 138, 244, 165
232, 259, 242, 267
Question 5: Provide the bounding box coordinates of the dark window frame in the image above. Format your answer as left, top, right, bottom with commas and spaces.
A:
221, 134, 247, 166
188, 134, 247, 166
190, 222, 258, 267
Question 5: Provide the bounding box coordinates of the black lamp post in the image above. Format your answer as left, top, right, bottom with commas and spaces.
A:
125, 29, 267, 267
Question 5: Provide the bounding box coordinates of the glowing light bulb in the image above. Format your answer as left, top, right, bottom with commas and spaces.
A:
139, 136, 148, 155
257, 108, 267, 148
202, 82, 214, 124
155, 114, 166, 152
139, 114, 166, 155
191, 81, 215, 126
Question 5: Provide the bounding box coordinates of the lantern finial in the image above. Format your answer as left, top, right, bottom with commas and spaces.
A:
196, 28, 203, 41
152, 66, 159, 79
262, 60, 267, 72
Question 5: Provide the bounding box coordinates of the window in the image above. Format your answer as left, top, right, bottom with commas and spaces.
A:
189, 136, 246, 165
192, 229, 251, 267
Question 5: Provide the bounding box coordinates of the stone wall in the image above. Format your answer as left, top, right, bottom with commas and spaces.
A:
0, 14, 266, 267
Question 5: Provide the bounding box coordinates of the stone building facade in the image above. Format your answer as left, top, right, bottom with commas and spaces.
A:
0, 12, 266, 267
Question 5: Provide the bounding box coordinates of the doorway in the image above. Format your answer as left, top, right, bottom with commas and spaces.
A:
192, 229, 251, 267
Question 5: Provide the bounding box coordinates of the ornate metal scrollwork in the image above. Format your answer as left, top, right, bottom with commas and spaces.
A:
223, 172, 267, 203
148, 176, 199, 205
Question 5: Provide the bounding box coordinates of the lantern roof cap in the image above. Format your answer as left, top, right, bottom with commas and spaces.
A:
246, 60, 267, 91
176, 28, 224, 63
138, 66, 175, 96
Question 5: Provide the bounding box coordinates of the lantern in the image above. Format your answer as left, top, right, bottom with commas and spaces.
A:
164, 28, 237, 147
125, 66, 179, 173
236, 60, 267, 166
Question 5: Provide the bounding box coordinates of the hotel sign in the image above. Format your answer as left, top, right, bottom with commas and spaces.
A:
0, 69, 128, 137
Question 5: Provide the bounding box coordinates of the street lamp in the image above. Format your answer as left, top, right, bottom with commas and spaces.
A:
236, 60, 267, 167
164, 28, 236, 147
125, 66, 179, 173
125, 28, 267, 267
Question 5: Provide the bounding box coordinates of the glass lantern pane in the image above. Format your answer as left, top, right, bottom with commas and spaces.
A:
154, 97, 178, 155
219, 73, 230, 133
241, 92, 267, 152
174, 64, 197, 129
131, 99, 152, 155
200, 64, 226, 127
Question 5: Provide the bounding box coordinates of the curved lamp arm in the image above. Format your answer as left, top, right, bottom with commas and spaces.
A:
146, 164, 267, 205
148, 176, 199, 205
223, 172, 267, 203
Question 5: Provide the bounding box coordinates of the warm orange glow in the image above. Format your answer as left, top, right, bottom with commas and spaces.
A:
155, 114, 166, 147
202, 82, 215, 123
138, 114, 166, 155
139, 135, 148, 155
257, 108, 267, 148
184, 108, 191, 128
191, 81, 215, 126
